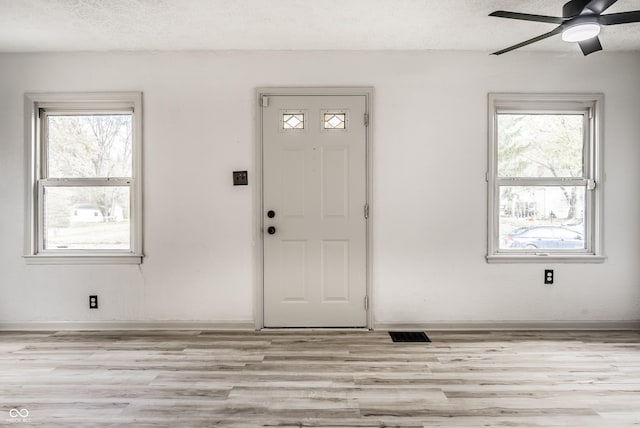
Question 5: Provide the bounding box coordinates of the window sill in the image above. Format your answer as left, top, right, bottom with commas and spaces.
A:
486, 254, 606, 264
24, 254, 143, 265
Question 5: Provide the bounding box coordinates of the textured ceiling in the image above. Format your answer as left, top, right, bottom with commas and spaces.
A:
1, 0, 639, 53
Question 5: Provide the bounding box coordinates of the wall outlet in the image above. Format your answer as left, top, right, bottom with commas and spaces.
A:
544, 269, 554, 285
233, 170, 248, 186
89, 295, 98, 309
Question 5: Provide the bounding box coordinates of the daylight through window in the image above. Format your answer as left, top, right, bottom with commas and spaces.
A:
25, 93, 143, 264
487, 94, 604, 262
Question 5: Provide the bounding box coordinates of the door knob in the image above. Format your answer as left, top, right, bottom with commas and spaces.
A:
267, 210, 276, 218
267, 226, 276, 235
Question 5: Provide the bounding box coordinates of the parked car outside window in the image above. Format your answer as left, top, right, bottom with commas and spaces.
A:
503, 226, 584, 250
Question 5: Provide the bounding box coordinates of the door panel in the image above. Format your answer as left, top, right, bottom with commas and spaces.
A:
263, 94, 367, 327
321, 240, 349, 302
281, 148, 306, 217
322, 147, 348, 218
280, 240, 308, 302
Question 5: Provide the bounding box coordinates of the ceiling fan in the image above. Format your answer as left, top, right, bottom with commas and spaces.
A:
489, 0, 640, 55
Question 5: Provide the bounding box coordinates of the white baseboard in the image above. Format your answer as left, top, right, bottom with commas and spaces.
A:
2, 320, 638, 332
0, 320, 256, 331
374, 320, 640, 331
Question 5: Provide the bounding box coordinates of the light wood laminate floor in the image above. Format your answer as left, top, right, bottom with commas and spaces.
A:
1, 330, 639, 427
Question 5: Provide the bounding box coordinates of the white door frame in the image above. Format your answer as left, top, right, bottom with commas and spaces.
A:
254, 87, 374, 330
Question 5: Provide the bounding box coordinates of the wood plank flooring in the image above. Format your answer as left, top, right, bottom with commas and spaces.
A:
1, 330, 639, 427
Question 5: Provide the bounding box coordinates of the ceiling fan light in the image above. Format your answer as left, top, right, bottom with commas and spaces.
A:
562, 23, 601, 42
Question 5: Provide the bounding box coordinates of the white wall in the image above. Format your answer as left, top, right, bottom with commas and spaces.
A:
1, 51, 639, 327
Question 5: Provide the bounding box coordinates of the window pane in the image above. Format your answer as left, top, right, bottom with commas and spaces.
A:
47, 114, 132, 178
43, 186, 130, 250
497, 114, 584, 178
323, 113, 346, 129
282, 113, 304, 130
499, 186, 586, 250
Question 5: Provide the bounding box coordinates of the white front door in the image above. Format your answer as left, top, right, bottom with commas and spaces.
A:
262, 93, 368, 327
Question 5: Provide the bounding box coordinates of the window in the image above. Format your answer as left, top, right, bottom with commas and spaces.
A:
323, 112, 346, 130
281, 111, 305, 130
487, 93, 604, 263
24, 92, 143, 264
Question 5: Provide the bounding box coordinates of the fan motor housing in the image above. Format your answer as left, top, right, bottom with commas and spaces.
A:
564, 0, 590, 18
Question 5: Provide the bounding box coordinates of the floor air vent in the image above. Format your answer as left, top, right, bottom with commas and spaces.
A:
389, 331, 431, 343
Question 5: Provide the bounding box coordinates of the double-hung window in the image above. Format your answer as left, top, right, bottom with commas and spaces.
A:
25, 92, 143, 264
487, 93, 604, 263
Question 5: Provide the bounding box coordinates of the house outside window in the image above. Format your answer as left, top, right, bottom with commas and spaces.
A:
24, 92, 143, 264
487, 93, 604, 263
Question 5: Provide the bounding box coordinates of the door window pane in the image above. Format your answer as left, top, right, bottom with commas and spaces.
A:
47, 114, 132, 178
323, 113, 346, 129
43, 186, 130, 250
282, 113, 304, 130
499, 186, 585, 250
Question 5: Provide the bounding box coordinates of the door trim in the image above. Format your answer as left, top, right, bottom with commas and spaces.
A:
254, 87, 374, 330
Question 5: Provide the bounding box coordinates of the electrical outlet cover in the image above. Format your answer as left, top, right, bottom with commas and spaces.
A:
233, 170, 248, 186
544, 269, 554, 285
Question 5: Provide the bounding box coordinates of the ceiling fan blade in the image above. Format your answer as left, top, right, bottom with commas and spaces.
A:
491, 27, 563, 55
600, 10, 640, 25
489, 11, 564, 24
563, 0, 591, 18
578, 36, 603, 55
585, 0, 618, 14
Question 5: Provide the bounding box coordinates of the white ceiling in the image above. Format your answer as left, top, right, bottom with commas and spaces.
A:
1, 0, 639, 53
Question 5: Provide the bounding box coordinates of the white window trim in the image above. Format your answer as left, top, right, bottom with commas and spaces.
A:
24, 92, 143, 265
486, 93, 605, 264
